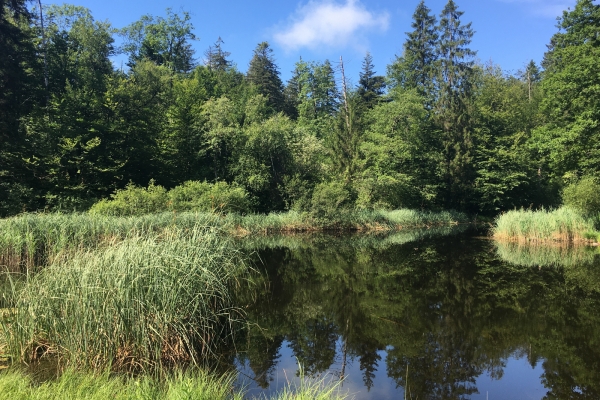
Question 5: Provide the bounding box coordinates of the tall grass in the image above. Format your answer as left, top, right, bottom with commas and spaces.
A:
1, 226, 249, 371
0, 367, 348, 400
0, 210, 469, 272
492, 207, 597, 243
0, 212, 224, 272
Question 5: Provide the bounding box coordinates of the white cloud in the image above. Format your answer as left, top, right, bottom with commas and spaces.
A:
496, 0, 576, 18
273, 0, 389, 52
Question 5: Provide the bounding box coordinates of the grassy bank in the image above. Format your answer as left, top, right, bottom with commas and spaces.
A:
0, 209, 468, 272
0, 367, 347, 400
1, 227, 249, 371
492, 207, 598, 243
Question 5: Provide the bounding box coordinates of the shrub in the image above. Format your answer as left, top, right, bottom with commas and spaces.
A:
168, 181, 251, 214
310, 181, 352, 218
562, 176, 600, 217
89, 181, 167, 216
90, 181, 252, 216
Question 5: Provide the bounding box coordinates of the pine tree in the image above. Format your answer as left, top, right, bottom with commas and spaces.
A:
435, 0, 477, 210
246, 42, 285, 113
204, 37, 231, 71
357, 52, 385, 109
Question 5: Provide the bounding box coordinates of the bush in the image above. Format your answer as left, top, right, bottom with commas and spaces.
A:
562, 176, 600, 217
168, 181, 251, 214
310, 181, 352, 218
89, 181, 167, 216
90, 181, 252, 216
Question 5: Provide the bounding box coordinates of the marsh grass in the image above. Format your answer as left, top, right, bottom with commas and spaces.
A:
0, 368, 244, 400
0, 210, 468, 272
492, 207, 597, 243
0, 366, 348, 400
1, 226, 250, 372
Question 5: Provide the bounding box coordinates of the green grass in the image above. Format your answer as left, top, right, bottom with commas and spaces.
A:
0, 367, 348, 400
1, 226, 250, 372
0, 210, 469, 273
492, 207, 598, 243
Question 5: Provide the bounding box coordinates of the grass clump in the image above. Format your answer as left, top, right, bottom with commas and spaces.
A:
1, 226, 249, 371
492, 207, 597, 243
0, 368, 244, 400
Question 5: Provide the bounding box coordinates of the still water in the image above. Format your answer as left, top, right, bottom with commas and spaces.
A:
233, 228, 600, 399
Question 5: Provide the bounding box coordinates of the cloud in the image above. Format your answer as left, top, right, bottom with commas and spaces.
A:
496, 0, 577, 18
273, 0, 389, 52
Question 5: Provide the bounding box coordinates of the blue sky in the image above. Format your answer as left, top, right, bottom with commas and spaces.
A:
54, 0, 578, 83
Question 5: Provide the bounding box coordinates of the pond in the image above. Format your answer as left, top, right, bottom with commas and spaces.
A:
233, 228, 600, 399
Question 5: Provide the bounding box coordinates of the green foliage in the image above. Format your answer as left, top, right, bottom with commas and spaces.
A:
246, 42, 284, 113
167, 181, 251, 213
120, 8, 197, 73
562, 176, 600, 217
89, 181, 168, 216
388, 0, 437, 100
533, 0, 600, 182
90, 180, 252, 216
310, 181, 352, 218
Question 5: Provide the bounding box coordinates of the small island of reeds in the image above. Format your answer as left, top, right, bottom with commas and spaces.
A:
492, 207, 600, 244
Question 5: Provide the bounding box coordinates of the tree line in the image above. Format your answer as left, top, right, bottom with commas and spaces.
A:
1, 0, 599, 217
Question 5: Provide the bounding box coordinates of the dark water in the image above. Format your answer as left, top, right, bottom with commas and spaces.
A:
233, 228, 600, 399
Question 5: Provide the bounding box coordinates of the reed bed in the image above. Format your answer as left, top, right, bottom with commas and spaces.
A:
0, 210, 468, 272
1, 226, 249, 372
492, 207, 597, 243
0, 212, 224, 273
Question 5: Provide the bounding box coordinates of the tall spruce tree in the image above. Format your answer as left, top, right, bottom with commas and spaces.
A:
435, 0, 477, 210
357, 52, 385, 109
246, 41, 284, 113
389, 0, 438, 99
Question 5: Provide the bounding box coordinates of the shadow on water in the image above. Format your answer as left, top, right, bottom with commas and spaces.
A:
234, 227, 600, 399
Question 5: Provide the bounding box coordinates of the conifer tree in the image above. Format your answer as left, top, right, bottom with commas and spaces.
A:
435, 0, 476, 210
204, 36, 231, 71
246, 41, 284, 113
357, 52, 385, 109
389, 0, 437, 99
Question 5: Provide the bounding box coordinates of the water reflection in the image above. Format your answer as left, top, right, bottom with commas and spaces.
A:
235, 230, 600, 399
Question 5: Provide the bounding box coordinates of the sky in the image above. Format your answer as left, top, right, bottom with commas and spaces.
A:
47, 0, 580, 83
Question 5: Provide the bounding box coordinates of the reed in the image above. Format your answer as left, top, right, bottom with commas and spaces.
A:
1, 226, 249, 371
492, 207, 597, 243
0, 210, 468, 272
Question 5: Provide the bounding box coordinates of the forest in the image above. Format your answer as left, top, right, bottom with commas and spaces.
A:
1, 0, 599, 218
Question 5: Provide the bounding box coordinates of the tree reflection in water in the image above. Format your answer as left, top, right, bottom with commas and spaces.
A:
234, 229, 600, 399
